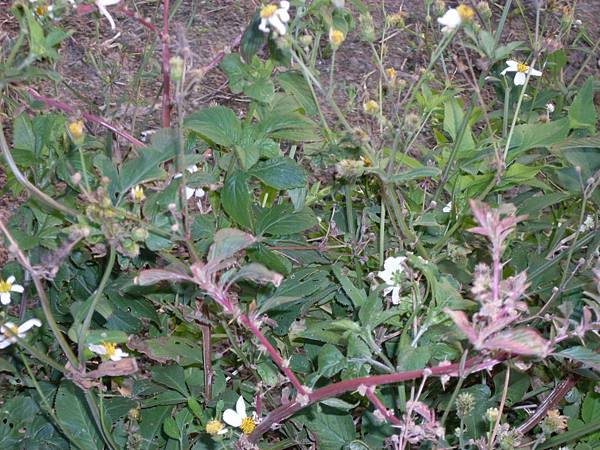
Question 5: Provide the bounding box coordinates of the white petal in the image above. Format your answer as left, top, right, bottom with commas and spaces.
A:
98, 0, 120, 6
18, 319, 42, 333
514, 72, 526, 85
194, 188, 205, 198
384, 256, 405, 272
0, 339, 11, 349
437, 9, 461, 28
0, 293, 11, 305
217, 427, 228, 435
0, 322, 15, 333
186, 165, 199, 174
6, 276, 15, 284
391, 287, 401, 305
269, 16, 287, 35
223, 409, 242, 427
109, 353, 122, 361
277, 8, 290, 23
279, 1, 290, 10
505, 60, 519, 67
10, 284, 24, 294
258, 19, 270, 33
235, 395, 247, 419
529, 68, 542, 77
377, 270, 393, 284
185, 187, 195, 200
89, 344, 107, 355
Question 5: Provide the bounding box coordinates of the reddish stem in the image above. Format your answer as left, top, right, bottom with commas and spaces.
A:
161, 0, 171, 128
201, 305, 213, 404
116, 7, 163, 37
238, 314, 308, 396
366, 388, 402, 426
248, 354, 506, 442
26, 88, 146, 148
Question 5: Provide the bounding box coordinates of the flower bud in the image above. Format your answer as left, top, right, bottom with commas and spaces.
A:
363, 100, 379, 115
67, 120, 85, 143
299, 34, 313, 48
169, 56, 185, 83
359, 13, 376, 42
132, 227, 149, 242
329, 29, 345, 49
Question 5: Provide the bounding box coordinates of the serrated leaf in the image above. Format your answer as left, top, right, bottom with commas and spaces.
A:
221, 171, 253, 229
184, 106, 242, 148
152, 366, 190, 397
255, 205, 317, 236
249, 157, 307, 189
208, 228, 256, 265
557, 346, 600, 372
569, 77, 597, 131
277, 71, 318, 116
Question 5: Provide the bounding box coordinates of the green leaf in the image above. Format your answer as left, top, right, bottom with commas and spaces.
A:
255, 205, 317, 236
582, 393, 600, 423
256, 111, 320, 142
163, 416, 180, 440
569, 77, 597, 131
388, 167, 440, 184
557, 346, 600, 372
443, 98, 475, 151
0, 396, 39, 448
128, 336, 203, 366
139, 406, 170, 450
318, 344, 347, 378
221, 172, 254, 229
241, 13, 265, 62
297, 406, 356, 450
509, 118, 570, 159
277, 71, 318, 116
184, 106, 242, 148
208, 228, 256, 265
249, 157, 307, 189
332, 265, 367, 309
54, 382, 103, 450
152, 366, 191, 397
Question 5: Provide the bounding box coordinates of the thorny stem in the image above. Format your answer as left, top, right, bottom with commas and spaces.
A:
249, 353, 506, 442
238, 314, 307, 396
161, 0, 172, 128
366, 388, 402, 426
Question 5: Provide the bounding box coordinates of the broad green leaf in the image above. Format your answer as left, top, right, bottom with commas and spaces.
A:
139, 406, 170, 450
233, 263, 283, 286
557, 346, 600, 372
509, 118, 570, 159
318, 344, 347, 377
221, 172, 254, 229
184, 106, 242, 148
54, 382, 103, 450
128, 336, 203, 366
388, 167, 440, 184
277, 71, 318, 116
208, 228, 256, 265
249, 157, 307, 189
152, 366, 190, 397
443, 98, 475, 151
241, 13, 265, 62
297, 406, 356, 450
256, 111, 320, 142
332, 265, 366, 309
255, 205, 317, 236
569, 77, 597, 131
163, 417, 180, 440
582, 393, 600, 423
0, 396, 39, 448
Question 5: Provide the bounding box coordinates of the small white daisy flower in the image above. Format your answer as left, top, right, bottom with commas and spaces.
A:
0, 276, 25, 306
500, 60, 542, 86
96, 0, 121, 30
88, 342, 129, 361
0, 319, 42, 349
131, 185, 145, 203
437, 5, 474, 33
443, 202, 452, 213
258, 2, 290, 36
579, 214, 595, 233
174, 165, 206, 200
377, 256, 407, 305
331, 0, 345, 7
546, 102, 555, 113
223, 396, 258, 435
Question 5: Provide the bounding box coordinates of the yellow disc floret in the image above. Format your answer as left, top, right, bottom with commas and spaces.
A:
102, 342, 117, 359
260, 4, 278, 18
456, 4, 475, 20
386, 67, 397, 81
240, 417, 256, 435
205, 419, 225, 435
329, 29, 345, 47
516, 62, 529, 73
68, 120, 85, 140
3, 324, 19, 338
0, 279, 12, 293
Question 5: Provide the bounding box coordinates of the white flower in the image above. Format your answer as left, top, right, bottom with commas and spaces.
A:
546, 102, 555, 113
443, 201, 452, 213
258, 2, 290, 36
174, 165, 206, 200
88, 342, 129, 361
0, 319, 42, 349
223, 396, 258, 435
579, 214, 595, 232
377, 256, 407, 305
331, 0, 345, 7
500, 60, 542, 86
96, 0, 121, 31
437, 5, 474, 33
0, 276, 25, 306
131, 185, 145, 203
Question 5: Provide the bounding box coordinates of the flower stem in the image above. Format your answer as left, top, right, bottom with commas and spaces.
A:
161, 0, 172, 128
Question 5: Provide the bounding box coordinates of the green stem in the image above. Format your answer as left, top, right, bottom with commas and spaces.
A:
379, 197, 386, 267
539, 419, 600, 449
17, 339, 66, 374
344, 184, 356, 238
78, 245, 116, 361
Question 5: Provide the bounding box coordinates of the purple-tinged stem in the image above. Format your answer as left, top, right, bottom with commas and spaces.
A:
161, 0, 171, 128
25, 88, 146, 148
366, 388, 402, 426
116, 7, 163, 37
249, 354, 506, 442
238, 314, 308, 396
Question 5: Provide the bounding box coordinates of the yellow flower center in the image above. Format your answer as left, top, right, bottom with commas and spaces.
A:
516, 62, 529, 73
456, 4, 475, 20
36, 5, 48, 16
260, 4, 278, 18
0, 279, 12, 293
205, 419, 224, 435
330, 29, 345, 47
364, 100, 379, 114
3, 325, 19, 338
68, 120, 85, 139
132, 186, 145, 202
240, 417, 256, 435
102, 342, 117, 358
386, 67, 397, 81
